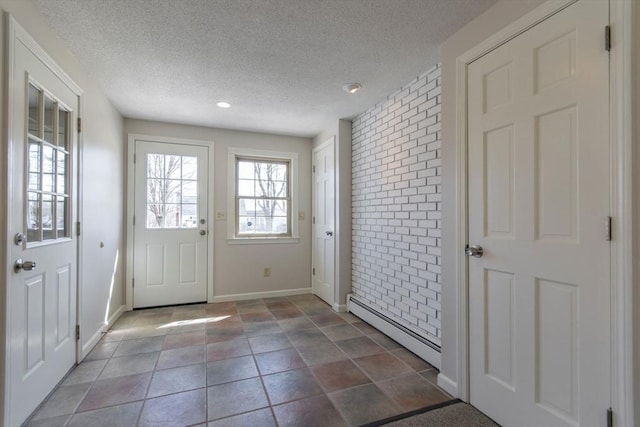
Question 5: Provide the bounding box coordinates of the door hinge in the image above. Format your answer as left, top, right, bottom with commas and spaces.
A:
133, 216, 136, 226
312, 216, 315, 224
76, 221, 81, 236
605, 216, 612, 241
607, 408, 613, 427
132, 278, 135, 288
75, 325, 80, 340
77, 117, 82, 133
312, 165, 316, 173
312, 268, 315, 276
605, 25, 611, 51
133, 153, 136, 164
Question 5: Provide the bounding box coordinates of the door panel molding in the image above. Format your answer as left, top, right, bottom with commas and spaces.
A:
125, 134, 215, 310
452, 0, 636, 425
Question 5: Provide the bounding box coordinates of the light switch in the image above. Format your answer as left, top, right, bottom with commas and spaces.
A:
298, 211, 305, 220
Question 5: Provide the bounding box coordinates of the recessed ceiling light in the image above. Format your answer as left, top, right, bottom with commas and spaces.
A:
216, 101, 231, 108
342, 83, 362, 94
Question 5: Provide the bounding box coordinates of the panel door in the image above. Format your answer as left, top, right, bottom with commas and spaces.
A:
312, 140, 335, 306
133, 140, 209, 308
8, 31, 80, 426
467, 1, 610, 426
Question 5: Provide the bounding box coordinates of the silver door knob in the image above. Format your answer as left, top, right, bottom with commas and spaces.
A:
326, 231, 333, 236
15, 259, 36, 272
199, 230, 207, 236
465, 245, 484, 258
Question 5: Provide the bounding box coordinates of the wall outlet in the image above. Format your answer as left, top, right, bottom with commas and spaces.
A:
215, 211, 226, 220
263, 267, 271, 277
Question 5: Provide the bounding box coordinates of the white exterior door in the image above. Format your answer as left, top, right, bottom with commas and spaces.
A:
7, 22, 81, 427
133, 139, 209, 308
467, 1, 610, 426
312, 139, 335, 306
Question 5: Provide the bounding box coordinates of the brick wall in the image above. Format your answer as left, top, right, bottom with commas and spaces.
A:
351, 64, 442, 345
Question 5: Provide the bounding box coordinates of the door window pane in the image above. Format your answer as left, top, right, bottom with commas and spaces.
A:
27, 192, 41, 242
43, 96, 55, 144
145, 154, 198, 229
28, 85, 40, 135
58, 110, 68, 150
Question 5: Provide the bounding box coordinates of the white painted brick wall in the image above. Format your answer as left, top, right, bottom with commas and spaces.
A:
352, 64, 442, 345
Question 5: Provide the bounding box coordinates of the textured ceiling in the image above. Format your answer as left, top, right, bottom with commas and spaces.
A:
32, 0, 496, 137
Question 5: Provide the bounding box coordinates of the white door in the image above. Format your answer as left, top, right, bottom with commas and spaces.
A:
8, 23, 80, 426
133, 140, 209, 308
312, 139, 336, 306
468, 1, 610, 426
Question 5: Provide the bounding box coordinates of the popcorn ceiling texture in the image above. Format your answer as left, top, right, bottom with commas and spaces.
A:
351, 64, 442, 345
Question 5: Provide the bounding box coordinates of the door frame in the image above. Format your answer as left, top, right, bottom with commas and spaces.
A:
2, 14, 84, 425
125, 134, 215, 310
311, 136, 336, 308
452, 0, 637, 424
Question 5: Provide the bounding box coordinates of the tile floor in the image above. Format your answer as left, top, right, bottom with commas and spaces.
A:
25, 295, 451, 427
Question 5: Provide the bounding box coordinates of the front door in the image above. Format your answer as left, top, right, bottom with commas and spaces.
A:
133, 139, 209, 308
7, 21, 81, 426
467, 1, 610, 426
312, 139, 335, 306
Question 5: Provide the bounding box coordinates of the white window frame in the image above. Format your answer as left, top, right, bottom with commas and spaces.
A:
227, 147, 299, 244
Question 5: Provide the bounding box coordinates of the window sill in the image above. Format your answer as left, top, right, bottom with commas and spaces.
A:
226, 236, 300, 245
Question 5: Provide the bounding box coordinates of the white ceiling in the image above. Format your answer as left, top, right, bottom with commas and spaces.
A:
32, 0, 496, 138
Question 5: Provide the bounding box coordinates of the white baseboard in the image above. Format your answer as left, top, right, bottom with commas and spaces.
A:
332, 303, 347, 313
212, 288, 311, 303
347, 295, 441, 370
437, 373, 458, 398
80, 304, 126, 360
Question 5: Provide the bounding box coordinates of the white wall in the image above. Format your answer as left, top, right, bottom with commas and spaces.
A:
124, 119, 313, 299
0, 0, 125, 421
313, 119, 352, 309
440, 0, 559, 395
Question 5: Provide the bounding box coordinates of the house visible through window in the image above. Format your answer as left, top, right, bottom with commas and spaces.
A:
236, 157, 290, 236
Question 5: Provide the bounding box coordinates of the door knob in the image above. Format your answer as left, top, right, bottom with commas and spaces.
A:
465, 245, 484, 258
14, 259, 36, 272
326, 231, 333, 236
199, 230, 207, 236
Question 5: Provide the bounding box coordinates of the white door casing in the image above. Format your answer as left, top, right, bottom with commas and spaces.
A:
467, 1, 610, 426
132, 139, 209, 308
312, 138, 336, 306
5, 16, 82, 427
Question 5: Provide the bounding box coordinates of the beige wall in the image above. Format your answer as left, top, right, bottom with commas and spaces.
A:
312, 119, 352, 309
124, 119, 313, 299
440, 0, 546, 394
0, 0, 125, 421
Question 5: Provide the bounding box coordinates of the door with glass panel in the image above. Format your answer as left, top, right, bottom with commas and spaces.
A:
133, 140, 209, 308
8, 25, 81, 426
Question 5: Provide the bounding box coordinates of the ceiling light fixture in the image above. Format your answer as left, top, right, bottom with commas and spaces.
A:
342, 83, 362, 94
216, 101, 231, 108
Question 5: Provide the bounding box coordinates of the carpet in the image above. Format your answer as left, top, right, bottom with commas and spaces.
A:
362, 400, 500, 427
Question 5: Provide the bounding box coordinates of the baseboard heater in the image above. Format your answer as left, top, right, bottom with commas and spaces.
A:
347, 295, 442, 370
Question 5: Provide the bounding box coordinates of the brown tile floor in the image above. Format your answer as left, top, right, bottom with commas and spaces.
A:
25, 295, 451, 427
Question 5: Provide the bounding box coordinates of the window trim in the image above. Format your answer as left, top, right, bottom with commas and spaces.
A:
227, 147, 299, 244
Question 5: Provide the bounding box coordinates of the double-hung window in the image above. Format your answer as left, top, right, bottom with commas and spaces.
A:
228, 148, 299, 243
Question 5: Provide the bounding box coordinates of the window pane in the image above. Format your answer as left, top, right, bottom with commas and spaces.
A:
27, 192, 41, 242
182, 156, 197, 180
238, 199, 255, 217
182, 204, 197, 228
28, 84, 40, 135
147, 179, 164, 204
44, 96, 55, 144
147, 154, 164, 178
182, 180, 197, 204
166, 155, 182, 179
164, 204, 180, 227
57, 151, 67, 194
58, 109, 68, 150
57, 197, 68, 237
272, 217, 288, 234
238, 216, 256, 233
28, 140, 40, 190
147, 204, 164, 228
273, 200, 288, 217
42, 145, 55, 193
237, 179, 255, 197
237, 161, 254, 179
42, 194, 54, 240
165, 179, 181, 204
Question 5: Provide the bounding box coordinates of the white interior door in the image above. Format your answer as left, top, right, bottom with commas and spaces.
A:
133, 140, 209, 308
312, 139, 335, 306
7, 24, 80, 426
467, 1, 610, 426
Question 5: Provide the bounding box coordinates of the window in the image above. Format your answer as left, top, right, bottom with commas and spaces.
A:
228, 148, 299, 243
26, 82, 71, 244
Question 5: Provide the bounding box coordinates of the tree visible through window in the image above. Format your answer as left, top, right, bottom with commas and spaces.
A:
236, 157, 290, 235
